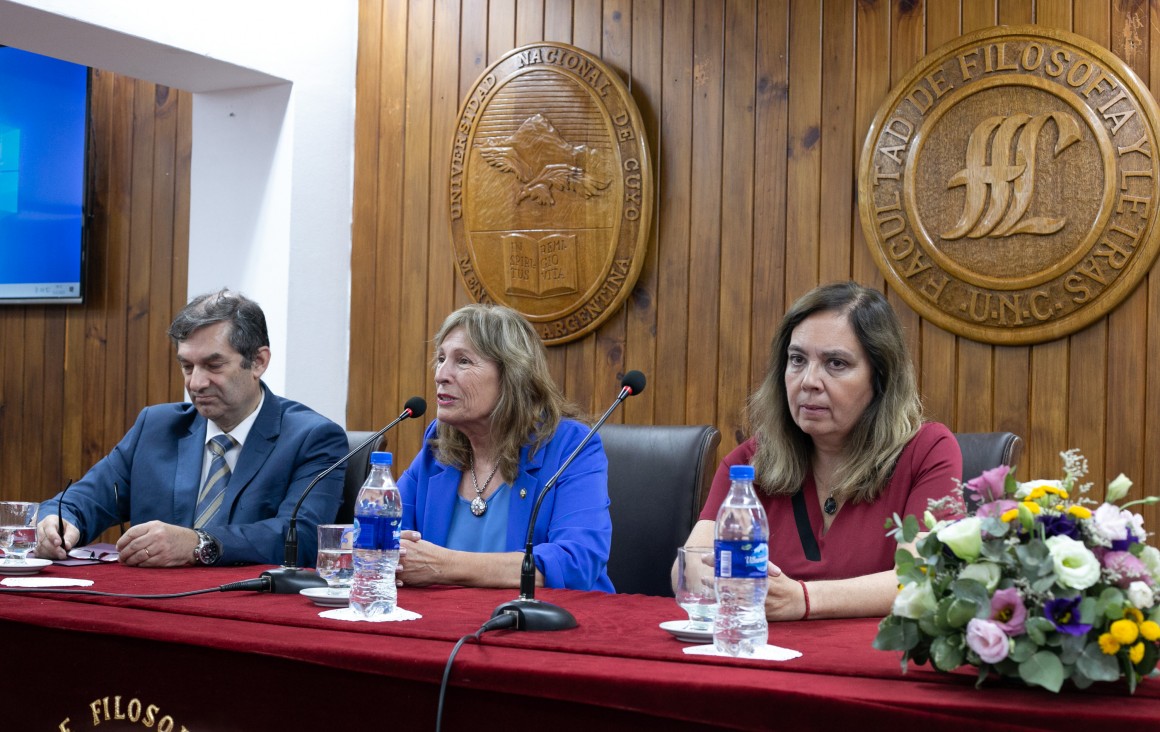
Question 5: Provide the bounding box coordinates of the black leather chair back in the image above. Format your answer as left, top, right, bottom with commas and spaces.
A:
336, 431, 383, 523
600, 424, 721, 597
954, 431, 1023, 510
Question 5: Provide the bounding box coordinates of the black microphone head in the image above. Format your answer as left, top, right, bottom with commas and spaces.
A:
621, 370, 646, 396
404, 396, 427, 418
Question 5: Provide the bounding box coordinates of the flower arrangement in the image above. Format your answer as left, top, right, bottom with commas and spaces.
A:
874, 450, 1160, 693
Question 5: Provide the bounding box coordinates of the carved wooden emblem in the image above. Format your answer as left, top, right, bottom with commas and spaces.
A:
858, 26, 1160, 344
448, 43, 652, 345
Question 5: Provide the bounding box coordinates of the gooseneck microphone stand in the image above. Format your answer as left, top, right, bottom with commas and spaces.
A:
491, 371, 646, 630
258, 396, 427, 594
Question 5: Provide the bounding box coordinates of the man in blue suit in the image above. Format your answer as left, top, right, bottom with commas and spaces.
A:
35, 290, 347, 567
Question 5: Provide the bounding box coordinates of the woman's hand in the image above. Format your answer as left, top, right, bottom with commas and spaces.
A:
763, 562, 808, 622
396, 530, 449, 587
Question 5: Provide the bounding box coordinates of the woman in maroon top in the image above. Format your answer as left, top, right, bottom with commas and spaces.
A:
681, 282, 961, 621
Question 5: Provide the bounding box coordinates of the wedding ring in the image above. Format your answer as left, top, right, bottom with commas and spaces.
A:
144, 548, 150, 558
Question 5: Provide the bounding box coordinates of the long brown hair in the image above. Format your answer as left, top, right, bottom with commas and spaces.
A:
428, 304, 580, 483
748, 282, 922, 502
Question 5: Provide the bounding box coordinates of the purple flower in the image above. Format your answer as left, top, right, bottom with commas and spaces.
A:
1102, 551, 1153, 588
989, 587, 1027, 636
1044, 595, 1092, 636
976, 499, 1018, 521
965, 465, 1011, 504
1037, 512, 1081, 541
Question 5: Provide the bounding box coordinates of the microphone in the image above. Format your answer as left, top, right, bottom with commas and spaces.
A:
491, 370, 646, 630
259, 396, 427, 594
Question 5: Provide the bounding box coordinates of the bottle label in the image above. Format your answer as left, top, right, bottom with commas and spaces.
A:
715, 539, 768, 579
353, 513, 401, 551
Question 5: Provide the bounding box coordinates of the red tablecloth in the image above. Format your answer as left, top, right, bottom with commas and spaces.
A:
3, 562, 1158, 730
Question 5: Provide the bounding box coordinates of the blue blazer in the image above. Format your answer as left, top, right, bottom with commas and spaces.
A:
399, 419, 614, 592
39, 383, 347, 566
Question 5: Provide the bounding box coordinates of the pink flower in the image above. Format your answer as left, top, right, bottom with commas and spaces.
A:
965, 465, 1011, 504
966, 618, 1010, 664
1102, 551, 1153, 588
989, 587, 1027, 636
976, 499, 1018, 522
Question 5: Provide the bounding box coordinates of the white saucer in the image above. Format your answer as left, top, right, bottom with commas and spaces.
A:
300, 586, 350, 607
660, 620, 713, 643
0, 558, 52, 576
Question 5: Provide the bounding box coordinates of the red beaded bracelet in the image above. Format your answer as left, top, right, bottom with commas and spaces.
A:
797, 579, 810, 620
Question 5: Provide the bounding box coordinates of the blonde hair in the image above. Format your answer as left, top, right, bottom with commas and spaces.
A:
748, 282, 922, 503
428, 304, 579, 482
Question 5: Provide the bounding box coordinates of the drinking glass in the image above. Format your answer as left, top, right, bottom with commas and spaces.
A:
675, 546, 716, 631
0, 501, 39, 564
316, 523, 355, 593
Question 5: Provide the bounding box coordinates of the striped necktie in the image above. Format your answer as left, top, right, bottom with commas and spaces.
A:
194, 434, 236, 528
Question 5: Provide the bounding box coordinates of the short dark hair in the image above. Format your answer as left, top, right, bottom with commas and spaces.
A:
168, 289, 270, 368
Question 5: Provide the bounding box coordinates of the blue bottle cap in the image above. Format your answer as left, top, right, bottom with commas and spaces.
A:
370, 451, 393, 466
729, 464, 755, 481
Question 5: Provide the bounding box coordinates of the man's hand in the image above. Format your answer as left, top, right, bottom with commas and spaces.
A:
35, 516, 80, 560
116, 521, 199, 567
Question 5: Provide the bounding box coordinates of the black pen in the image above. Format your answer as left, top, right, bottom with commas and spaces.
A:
57, 478, 74, 553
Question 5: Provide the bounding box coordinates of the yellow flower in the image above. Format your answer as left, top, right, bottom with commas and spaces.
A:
1129, 642, 1145, 665
1020, 501, 1042, 514
1125, 607, 1145, 624
1045, 486, 1069, 500
1140, 620, 1160, 641
1066, 505, 1092, 519
1110, 618, 1140, 645
1099, 633, 1121, 655
1027, 487, 1047, 500
1000, 508, 1019, 523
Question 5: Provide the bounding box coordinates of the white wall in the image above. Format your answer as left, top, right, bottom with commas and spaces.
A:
0, 0, 358, 425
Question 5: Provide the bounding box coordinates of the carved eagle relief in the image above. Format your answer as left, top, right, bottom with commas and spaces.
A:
477, 114, 611, 205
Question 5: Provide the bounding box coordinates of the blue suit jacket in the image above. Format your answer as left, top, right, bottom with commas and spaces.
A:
39, 383, 347, 565
399, 419, 614, 592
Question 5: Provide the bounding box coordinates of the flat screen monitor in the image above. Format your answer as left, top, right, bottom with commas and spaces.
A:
0, 46, 88, 305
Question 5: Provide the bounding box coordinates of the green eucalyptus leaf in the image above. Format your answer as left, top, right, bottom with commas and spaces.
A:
946, 597, 979, 628
901, 513, 920, 543
930, 635, 965, 671
1076, 643, 1120, 682
949, 579, 991, 614
1008, 636, 1037, 663
1024, 617, 1054, 645
873, 616, 919, 652
1018, 651, 1065, 693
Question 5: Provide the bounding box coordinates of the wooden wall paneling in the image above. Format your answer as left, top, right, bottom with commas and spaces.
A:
19, 315, 41, 491
918, 1, 962, 426
1036, 0, 1072, 30
396, 0, 435, 462
349, 0, 385, 431
488, 0, 517, 62
961, 0, 996, 30
170, 91, 191, 399
418, 0, 464, 461
544, 0, 573, 44
371, 0, 409, 429
516, 0, 545, 44
747, 0, 789, 446
147, 85, 180, 405
1145, 0, 1160, 544
1069, 0, 1111, 486
684, 0, 724, 428
591, 0, 631, 421
851, 0, 890, 291
653, 0, 693, 428
455, 1, 489, 314
562, 3, 601, 416
101, 75, 133, 461
0, 312, 22, 487
998, 0, 1036, 25
623, 0, 663, 427
127, 78, 157, 420
818, 1, 855, 286
1028, 340, 1069, 479
40, 309, 66, 488
783, 0, 821, 303
715, 0, 757, 445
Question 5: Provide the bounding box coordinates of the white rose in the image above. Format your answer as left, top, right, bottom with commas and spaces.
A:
1127, 581, 1155, 610
937, 517, 983, 562
1045, 535, 1101, 590
892, 580, 937, 619
1139, 545, 1160, 580
1106, 473, 1133, 503
958, 561, 1002, 592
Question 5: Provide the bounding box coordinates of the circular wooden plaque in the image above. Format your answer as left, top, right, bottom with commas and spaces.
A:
858, 26, 1160, 345
448, 43, 653, 345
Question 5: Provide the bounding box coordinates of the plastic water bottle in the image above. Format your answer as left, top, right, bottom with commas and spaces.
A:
350, 451, 402, 618
713, 464, 769, 656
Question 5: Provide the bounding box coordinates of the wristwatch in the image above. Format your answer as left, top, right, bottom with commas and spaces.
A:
193, 529, 221, 566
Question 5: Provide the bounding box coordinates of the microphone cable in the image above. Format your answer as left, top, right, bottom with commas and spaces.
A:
435, 610, 519, 732
0, 576, 271, 599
